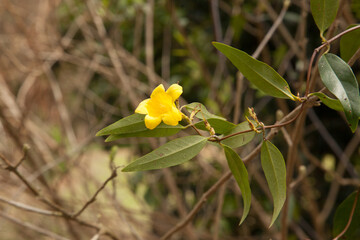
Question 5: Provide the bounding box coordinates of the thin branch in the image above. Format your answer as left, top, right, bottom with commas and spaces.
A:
0, 149, 119, 240
0, 211, 70, 240
72, 167, 119, 218
0, 196, 62, 216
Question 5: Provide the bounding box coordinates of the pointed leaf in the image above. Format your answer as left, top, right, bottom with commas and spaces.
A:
310, 92, 344, 111
96, 114, 184, 139
184, 102, 226, 120
310, 0, 339, 35
333, 191, 360, 239
340, 24, 360, 62
318, 53, 360, 132
194, 118, 236, 134
122, 135, 207, 172
213, 42, 296, 100
223, 145, 251, 224
261, 140, 286, 227
221, 121, 256, 148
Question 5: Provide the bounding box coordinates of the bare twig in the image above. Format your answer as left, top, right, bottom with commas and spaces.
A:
72, 167, 119, 218
0, 195, 61, 216
0, 211, 70, 240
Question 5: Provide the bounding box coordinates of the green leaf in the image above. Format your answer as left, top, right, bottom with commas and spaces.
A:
318, 53, 360, 132
310, 92, 344, 111
96, 114, 184, 139
212, 42, 296, 100
333, 191, 360, 239
184, 102, 226, 120
261, 140, 286, 227
194, 118, 236, 134
221, 121, 256, 148
122, 135, 207, 172
340, 24, 360, 62
310, 0, 339, 35
223, 145, 251, 225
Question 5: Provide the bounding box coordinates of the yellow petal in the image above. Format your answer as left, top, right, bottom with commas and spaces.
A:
162, 106, 182, 126
166, 84, 183, 101
135, 99, 150, 114
144, 115, 162, 130
150, 84, 165, 99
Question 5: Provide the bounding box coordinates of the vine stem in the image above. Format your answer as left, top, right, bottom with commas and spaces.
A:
210, 103, 306, 142
305, 24, 360, 96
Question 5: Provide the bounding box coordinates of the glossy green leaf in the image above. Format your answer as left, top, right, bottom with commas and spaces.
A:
318, 53, 360, 132
194, 118, 236, 134
340, 24, 360, 62
96, 114, 184, 139
333, 191, 360, 239
261, 140, 286, 227
310, 92, 344, 111
122, 135, 207, 172
310, 0, 339, 35
223, 145, 251, 225
213, 42, 296, 100
184, 102, 226, 120
221, 121, 256, 148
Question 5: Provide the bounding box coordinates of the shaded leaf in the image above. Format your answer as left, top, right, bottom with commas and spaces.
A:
318, 53, 360, 132
221, 121, 256, 148
96, 114, 184, 139
122, 135, 207, 172
333, 191, 360, 239
213, 42, 296, 100
261, 140, 286, 227
310, 0, 339, 35
340, 24, 360, 62
194, 118, 236, 134
310, 92, 344, 111
223, 145, 251, 224
184, 102, 226, 120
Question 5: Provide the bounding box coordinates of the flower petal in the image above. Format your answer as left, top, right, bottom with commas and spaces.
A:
150, 84, 165, 99
162, 106, 182, 126
135, 99, 150, 114
166, 84, 183, 101
144, 115, 162, 130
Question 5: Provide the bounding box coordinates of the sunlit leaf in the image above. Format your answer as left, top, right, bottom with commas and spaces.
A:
333, 191, 360, 239
340, 24, 360, 62
261, 140, 286, 227
318, 53, 360, 132
310, 0, 339, 35
96, 114, 184, 139
310, 92, 344, 112
213, 42, 297, 100
223, 145, 251, 225
221, 121, 256, 148
122, 135, 207, 172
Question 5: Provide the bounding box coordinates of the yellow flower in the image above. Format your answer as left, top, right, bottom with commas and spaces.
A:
135, 84, 183, 130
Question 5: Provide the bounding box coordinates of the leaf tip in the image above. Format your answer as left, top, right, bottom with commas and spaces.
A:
95, 130, 104, 137
121, 166, 131, 172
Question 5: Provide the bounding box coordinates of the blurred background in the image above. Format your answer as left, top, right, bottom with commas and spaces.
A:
0, 0, 360, 239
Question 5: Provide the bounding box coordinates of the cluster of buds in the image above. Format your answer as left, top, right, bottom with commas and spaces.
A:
246, 107, 265, 136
